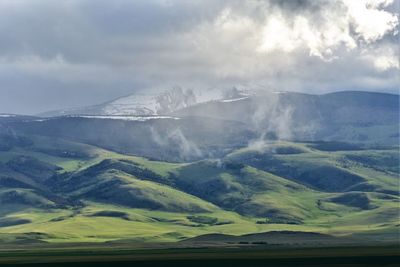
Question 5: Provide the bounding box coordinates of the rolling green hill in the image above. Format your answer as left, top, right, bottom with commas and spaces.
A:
0, 132, 398, 244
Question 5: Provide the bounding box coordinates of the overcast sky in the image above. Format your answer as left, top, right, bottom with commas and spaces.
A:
0, 0, 399, 114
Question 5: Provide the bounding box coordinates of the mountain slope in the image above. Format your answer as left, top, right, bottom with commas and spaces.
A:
9, 116, 254, 161
174, 91, 399, 144
5, 91, 399, 164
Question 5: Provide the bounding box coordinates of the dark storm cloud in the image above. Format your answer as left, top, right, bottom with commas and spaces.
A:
268, 0, 324, 11
0, 0, 225, 64
0, 0, 398, 114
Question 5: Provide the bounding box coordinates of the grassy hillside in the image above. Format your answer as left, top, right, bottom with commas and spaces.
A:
0, 135, 398, 244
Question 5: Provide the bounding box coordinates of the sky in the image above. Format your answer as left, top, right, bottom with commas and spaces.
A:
0, 0, 399, 115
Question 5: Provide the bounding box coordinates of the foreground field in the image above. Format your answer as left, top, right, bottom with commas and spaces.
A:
0, 245, 399, 266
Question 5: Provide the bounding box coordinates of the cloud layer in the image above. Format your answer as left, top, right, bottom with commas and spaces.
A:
0, 0, 398, 114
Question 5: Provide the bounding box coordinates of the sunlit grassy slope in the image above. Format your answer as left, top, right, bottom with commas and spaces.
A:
0, 136, 398, 243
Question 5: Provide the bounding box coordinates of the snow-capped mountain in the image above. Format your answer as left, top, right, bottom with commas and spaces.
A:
39, 86, 252, 117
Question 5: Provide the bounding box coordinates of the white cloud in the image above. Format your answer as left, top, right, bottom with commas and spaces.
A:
257, 0, 398, 60
361, 44, 400, 71
343, 0, 399, 43
374, 55, 399, 71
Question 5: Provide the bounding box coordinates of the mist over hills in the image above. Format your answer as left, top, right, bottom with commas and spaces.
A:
13, 89, 399, 162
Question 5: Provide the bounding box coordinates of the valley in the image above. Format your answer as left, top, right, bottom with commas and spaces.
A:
0, 91, 398, 246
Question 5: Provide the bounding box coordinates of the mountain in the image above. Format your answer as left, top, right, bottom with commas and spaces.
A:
39, 89, 399, 146
15, 91, 399, 163
39, 87, 229, 117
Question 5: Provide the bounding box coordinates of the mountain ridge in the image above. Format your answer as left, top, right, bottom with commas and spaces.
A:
38, 89, 399, 118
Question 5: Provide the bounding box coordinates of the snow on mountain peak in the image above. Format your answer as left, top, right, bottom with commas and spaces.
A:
39, 86, 254, 117
101, 87, 198, 116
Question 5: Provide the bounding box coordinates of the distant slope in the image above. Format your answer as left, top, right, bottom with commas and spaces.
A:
175, 91, 399, 124
9, 116, 254, 161
174, 91, 399, 144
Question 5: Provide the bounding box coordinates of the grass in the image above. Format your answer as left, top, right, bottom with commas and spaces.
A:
1, 198, 397, 243
0, 199, 330, 243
